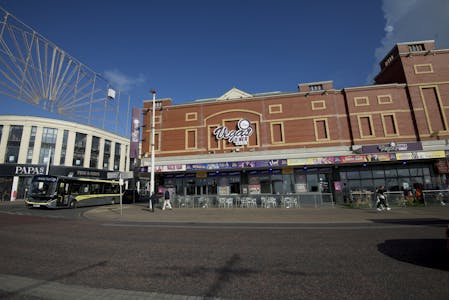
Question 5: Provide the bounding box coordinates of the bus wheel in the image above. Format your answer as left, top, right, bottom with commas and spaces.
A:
69, 200, 77, 209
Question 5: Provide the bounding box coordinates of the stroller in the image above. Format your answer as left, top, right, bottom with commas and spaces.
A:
376, 190, 391, 211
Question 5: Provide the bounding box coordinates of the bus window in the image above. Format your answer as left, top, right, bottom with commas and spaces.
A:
58, 183, 65, 195
91, 183, 101, 194
104, 183, 113, 194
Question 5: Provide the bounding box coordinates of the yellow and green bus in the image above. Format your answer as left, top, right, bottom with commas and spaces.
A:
25, 175, 121, 209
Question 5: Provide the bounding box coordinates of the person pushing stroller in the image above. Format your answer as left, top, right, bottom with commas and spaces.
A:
376, 185, 391, 211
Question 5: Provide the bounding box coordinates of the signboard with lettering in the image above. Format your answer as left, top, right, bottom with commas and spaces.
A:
213, 119, 253, 146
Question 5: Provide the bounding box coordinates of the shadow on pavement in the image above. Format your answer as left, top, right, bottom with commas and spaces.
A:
378, 239, 449, 271
370, 218, 449, 227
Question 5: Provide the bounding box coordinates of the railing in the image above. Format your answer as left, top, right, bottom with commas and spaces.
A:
172, 193, 334, 208
382, 190, 449, 207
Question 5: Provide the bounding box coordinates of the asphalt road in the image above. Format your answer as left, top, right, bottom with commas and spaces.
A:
0, 204, 448, 300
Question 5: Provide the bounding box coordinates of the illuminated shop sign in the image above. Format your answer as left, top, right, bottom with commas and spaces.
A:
213, 119, 253, 146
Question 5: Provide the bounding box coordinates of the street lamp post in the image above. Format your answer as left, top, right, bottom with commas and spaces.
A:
149, 89, 156, 199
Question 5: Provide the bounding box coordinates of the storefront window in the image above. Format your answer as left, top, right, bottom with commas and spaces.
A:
305, 174, 318, 192
319, 173, 330, 192
206, 176, 217, 195
397, 169, 409, 177
360, 170, 371, 179
346, 171, 360, 179
385, 178, 399, 190
410, 168, 423, 176
340, 164, 433, 192
360, 179, 374, 191
372, 170, 384, 178
385, 169, 397, 177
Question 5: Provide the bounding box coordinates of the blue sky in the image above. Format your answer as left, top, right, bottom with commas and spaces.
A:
0, 0, 448, 136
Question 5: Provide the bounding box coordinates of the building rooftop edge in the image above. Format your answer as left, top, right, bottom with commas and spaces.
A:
0, 114, 129, 141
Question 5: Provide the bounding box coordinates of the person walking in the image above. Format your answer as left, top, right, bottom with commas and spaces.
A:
376, 185, 391, 211
162, 189, 173, 210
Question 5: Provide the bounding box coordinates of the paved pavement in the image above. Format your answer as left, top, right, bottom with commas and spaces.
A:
0, 200, 449, 300
1, 200, 448, 300
2, 199, 449, 224
83, 202, 449, 225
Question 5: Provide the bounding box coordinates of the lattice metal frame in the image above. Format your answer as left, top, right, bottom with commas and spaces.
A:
0, 6, 130, 136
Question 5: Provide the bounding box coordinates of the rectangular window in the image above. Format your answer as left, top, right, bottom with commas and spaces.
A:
408, 44, 424, 52
59, 130, 69, 165
271, 123, 284, 143
90, 136, 100, 168
269, 104, 282, 114
73, 133, 87, 166
114, 143, 121, 170
358, 116, 374, 137
248, 121, 258, 147
208, 125, 220, 150
185, 112, 197, 121
377, 95, 392, 104
414, 64, 433, 74
26, 126, 37, 163
421, 86, 447, 133
39, 127, 57, 164
354, 97, 369, 106
382, 114, 398, 136
309, 84, 323, 91
311, 100, 326, 110
186, 130, 197, 149
103, 140, 111, 169
154, 133, 160, 151
314, 119, 329, 140
384, 54, 394, 67
5, 125, 23, 163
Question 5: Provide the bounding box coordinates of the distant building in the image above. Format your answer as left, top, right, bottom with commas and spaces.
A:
139, 40, 449, 202
0, 115, 130, 201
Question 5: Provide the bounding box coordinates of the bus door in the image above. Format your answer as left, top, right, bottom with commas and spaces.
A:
57, 182, 70, 206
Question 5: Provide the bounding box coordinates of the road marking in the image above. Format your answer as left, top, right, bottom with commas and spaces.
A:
101, 222, 433, 230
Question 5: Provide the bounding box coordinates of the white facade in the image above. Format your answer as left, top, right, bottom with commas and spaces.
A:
0, 115, 130, 201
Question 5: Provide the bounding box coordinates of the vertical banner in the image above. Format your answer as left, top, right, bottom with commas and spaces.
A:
130, 107, 140, 159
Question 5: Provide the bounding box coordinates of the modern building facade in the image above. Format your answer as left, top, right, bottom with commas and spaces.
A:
139, 40, 449, 203
0, 115, 130, 201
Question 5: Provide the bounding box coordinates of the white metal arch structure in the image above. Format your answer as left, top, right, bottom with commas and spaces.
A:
0, 6, 129, 136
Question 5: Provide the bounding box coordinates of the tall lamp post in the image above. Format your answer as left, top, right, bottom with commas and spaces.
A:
149, 89, 156, 197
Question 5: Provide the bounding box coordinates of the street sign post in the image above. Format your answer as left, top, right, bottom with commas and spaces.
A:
106, 171, 134, 216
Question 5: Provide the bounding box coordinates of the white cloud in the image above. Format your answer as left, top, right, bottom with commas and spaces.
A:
368, 0, 449, 82
103, 69, 146, 92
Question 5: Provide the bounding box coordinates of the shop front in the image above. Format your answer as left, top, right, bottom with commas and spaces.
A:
143, 143, 449, 206
0, 163, 110, 201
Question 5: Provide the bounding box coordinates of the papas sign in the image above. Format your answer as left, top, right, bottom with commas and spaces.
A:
213, 119, 253, 146
15, 166, 45, 175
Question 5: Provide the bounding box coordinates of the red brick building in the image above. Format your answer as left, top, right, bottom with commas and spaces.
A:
139, 40, 449, 203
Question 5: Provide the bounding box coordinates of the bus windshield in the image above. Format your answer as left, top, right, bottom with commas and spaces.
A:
30, 175, 58, 197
